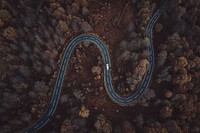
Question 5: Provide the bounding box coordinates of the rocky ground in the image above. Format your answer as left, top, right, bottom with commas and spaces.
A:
0, 0, 200, 133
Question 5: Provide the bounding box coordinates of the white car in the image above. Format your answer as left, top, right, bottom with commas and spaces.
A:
106, 64, 109, 70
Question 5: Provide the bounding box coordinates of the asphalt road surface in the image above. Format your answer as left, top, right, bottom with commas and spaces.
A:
22, 0, 168, 132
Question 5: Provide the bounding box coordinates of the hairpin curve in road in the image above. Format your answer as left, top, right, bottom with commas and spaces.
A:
22, 0, 168, 132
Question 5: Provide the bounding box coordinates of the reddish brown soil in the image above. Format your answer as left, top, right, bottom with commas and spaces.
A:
84, 0, 136, 120
39, 0, 167, 131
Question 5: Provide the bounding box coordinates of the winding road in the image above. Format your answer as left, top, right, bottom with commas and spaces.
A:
22, 0, 168, 132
